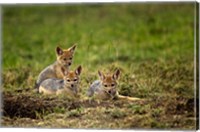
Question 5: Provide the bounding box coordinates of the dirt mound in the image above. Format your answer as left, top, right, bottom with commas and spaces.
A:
2, 92, 121, 119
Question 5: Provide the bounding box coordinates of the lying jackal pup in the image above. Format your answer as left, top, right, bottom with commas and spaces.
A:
35, 45, 76, 89
39, 65, 82, 97
87, 69, 142, 101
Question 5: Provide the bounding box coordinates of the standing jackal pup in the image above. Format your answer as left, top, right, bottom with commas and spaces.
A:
35, 45, 76, 89
87, 69, 142, 101
39, 65, 82, 98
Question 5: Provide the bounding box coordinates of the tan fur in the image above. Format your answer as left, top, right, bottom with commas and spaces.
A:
56, 88, 76, 98
39, 85, 77, 97
39, 86, 55, 95
51, 62, 73, 79
94, 90, 112, 100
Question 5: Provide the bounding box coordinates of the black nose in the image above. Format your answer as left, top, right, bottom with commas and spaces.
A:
108, 90, 111, 94
71, 84, 74, 87
68, 62, 71, 66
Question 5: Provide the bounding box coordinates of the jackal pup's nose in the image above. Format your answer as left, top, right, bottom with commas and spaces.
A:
108, 90, 112, 94
71, 84, 74, 87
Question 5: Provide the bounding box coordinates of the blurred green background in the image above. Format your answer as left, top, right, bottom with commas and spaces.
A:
3, 3, 194, 69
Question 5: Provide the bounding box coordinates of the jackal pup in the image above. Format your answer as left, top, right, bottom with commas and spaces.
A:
87, 69, 142, 101
39, 65, 82, 98
35, 45, 76, 89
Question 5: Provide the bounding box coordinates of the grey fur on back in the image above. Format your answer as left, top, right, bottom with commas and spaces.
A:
87, 80, 102, 97
35, 63, 56, 89
40, 78, 64, 91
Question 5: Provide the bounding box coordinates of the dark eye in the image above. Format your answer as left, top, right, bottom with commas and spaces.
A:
67, 79, 70, 82
111, 84, 115, 87
69, 57, 72, 60
63, 58, 67, 61
104, 84, 108, 87
74, 79, 77, 81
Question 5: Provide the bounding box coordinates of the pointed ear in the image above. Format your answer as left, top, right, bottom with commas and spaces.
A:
112, 69, 120, 80
61, 67, 68, 76
68, 44, 77, 54
56, 46, 63, 56
75, 65, 82, 75
98, 70, 105, 80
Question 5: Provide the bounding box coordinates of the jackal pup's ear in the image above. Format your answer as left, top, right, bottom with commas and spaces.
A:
68, 44, 77, 54
56, 46, 63, 56
61, 67, 68, 76
112, 69, 120, 80
75, 65, 82, 75
98, 70, 105, 80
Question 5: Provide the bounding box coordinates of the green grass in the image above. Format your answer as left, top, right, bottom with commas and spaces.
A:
2, 3, 196, 129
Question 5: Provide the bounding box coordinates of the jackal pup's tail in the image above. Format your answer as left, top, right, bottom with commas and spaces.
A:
116, 94, 143, 101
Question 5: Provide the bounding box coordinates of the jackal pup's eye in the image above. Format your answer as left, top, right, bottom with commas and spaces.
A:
74, 79, 77, 81
63, 58, 67, 61
67, 79, 70, 82
111, 84, 115, 87
69, 57, 72, 60
104, 84, 108, 87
